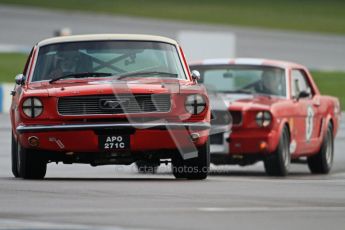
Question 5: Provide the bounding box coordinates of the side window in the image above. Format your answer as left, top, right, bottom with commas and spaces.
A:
291, 69, 312, 99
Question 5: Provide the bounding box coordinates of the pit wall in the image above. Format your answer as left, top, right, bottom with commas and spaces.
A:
0, 84, 14, 113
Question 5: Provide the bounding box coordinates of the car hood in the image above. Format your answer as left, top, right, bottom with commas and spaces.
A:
27, 78, 185, 97
210, 93, 284, 111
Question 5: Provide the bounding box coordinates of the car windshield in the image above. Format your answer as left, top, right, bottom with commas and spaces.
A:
192, 65, 286, 97
31, 40, 187, 82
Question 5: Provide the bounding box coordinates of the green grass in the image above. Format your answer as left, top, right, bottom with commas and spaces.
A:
0, 53, 343, 109
0, 53, 28, 82
1, 0, 345, 34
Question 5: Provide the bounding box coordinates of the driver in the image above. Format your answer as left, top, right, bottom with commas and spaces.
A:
49, 50, 80, 79
256, 69, 283, 96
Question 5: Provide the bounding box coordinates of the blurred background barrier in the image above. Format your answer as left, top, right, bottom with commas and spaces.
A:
0, 83, 14, 113
0, 44, 31, 53
1, 83, 14, 113
178, 31, 236, 61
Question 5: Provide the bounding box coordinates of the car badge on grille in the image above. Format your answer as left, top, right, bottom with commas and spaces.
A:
99, 99, 130, 110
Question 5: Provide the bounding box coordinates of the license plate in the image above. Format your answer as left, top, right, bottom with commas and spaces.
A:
99, 135, 130, 150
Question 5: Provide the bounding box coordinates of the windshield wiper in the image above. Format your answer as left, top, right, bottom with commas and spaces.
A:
223, 89, 252, 94
49, 72, 112, 84
253, 93, 272, 98
116, 71, 178, 80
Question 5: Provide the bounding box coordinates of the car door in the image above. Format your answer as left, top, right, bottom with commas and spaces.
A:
291, 69, 320, 154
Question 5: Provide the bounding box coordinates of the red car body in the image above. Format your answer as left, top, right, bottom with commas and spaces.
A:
191, 58, 341, 175
11, 34, 211, 179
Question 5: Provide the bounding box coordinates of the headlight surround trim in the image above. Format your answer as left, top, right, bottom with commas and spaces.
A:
22, 97, 43, 118
256, 111, 272, 127
185, 94, 207, 115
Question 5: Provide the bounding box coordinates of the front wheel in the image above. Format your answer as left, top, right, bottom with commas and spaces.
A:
11, 133, 19, 178
264, 126, 290, 176
16, 141, 47, 179
307, 123, 334, 174
172, 139, 210, 180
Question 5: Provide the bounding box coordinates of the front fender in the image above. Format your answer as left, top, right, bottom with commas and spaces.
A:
271, 117, 291, 152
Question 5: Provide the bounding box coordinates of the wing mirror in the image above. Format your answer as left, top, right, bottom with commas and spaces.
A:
298, 90, 310, 99
15, 74, 26, 85
191, 70, 201, 81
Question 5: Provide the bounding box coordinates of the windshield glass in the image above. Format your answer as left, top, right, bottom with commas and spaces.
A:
32, 41, 186, 82
193, 65, 286, 97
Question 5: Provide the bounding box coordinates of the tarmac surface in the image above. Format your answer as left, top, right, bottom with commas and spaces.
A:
0, 114, 344, 230
0, 5, 345, 230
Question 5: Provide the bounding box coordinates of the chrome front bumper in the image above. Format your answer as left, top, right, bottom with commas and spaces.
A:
16, 122, 211, 133
210, 125, 231, 154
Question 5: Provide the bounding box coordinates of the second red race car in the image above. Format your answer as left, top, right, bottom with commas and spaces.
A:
190, 58, 341, 176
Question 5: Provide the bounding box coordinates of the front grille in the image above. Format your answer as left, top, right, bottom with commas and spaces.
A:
210, 133, 224, 145
58, 94, 171, 115
211, 110, 232, 125
211, 110, 242, 126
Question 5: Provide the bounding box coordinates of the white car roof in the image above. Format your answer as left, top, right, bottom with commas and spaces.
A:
191, 58, 304, 69
37, 34, 178, 47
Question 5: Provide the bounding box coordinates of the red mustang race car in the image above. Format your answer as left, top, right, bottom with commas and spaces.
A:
11, 34, 211, 180
190, 58, 341, 176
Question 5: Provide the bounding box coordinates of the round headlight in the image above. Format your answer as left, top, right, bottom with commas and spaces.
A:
185, 94, 206, 115
22, 97, 43, 118
256, 111, 271, 127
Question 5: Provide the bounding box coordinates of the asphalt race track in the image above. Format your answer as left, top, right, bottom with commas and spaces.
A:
1, 5, 345, 229
0, 113, 345, 230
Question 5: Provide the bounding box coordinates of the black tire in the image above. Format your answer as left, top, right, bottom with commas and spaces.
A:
264, 126, 290, 176
136, 161, 159, 174
307, 123, 334, 174
17, 141, 47, 179
11, 133, 19, 178
172, 139, 210, 180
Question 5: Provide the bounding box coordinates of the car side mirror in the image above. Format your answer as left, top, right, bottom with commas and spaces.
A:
191, 70, 201, 81
298, 90, 310, 99
15, 74, 26, 85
